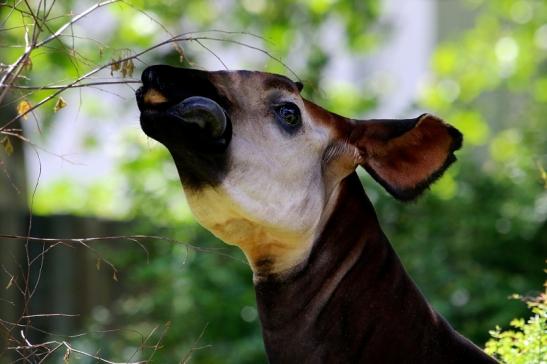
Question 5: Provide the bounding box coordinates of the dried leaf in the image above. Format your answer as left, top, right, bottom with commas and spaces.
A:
174, 43, 185, 63
54, 97, 68, 112
5, 275, 14, 289
111, 57, 121, 75
122, 58, 135, 78
1, 137, 13, 156
16, 100, 32, 120
112, 57, 121, 71
112, 270, 118, 282
121, 62, 128, 78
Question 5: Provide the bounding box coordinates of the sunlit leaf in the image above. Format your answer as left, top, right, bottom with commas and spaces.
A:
431, 172, 457, 200
533, 78, 547, 102
433, 45, 457, 75
451, 110, 490, 145
489, 129, 522, 162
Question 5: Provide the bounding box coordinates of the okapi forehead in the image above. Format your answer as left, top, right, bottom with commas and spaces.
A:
210, 70, 300, 113
225, 69, 297, 88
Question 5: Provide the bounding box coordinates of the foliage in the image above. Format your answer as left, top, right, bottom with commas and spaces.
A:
485, 285, 547, 363
381, 0, 547, 343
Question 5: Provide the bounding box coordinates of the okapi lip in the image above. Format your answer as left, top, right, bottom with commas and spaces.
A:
135, 86, 176, 113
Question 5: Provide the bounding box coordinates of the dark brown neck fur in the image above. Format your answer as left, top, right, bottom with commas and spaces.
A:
254, 173, 496, 363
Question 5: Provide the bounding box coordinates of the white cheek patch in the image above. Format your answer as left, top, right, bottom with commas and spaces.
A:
184, 166, 324, 275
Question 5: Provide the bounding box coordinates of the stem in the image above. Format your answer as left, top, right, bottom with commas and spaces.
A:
10, 80, 142, 90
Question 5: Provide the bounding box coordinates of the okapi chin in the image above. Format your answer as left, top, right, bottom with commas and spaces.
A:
136, 65, 498, 363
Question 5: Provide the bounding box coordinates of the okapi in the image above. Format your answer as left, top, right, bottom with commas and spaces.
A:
136, 65, 497, 363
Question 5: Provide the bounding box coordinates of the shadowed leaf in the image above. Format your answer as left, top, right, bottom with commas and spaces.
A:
1, 137, 14, 156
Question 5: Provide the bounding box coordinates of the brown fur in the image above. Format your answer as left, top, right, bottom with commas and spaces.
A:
137, 66, 495, 363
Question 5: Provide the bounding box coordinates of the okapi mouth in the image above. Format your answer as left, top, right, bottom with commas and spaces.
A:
136, 65, 232, 152
136, 65, 232, 189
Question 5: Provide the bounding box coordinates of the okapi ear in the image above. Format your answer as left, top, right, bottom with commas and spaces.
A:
349, 114, 463, 201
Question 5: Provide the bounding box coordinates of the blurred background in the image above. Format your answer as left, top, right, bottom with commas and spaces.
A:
1, 0, 546, 362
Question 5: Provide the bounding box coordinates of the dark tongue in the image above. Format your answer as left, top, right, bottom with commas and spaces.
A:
167, 96, 227, 138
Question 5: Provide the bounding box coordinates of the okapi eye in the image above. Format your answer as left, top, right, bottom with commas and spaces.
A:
275, 103, 301, 127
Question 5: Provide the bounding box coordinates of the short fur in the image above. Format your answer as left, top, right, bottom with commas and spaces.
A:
136, 65, 497, 363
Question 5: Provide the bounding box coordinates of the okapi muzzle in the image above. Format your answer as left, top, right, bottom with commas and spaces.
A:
136, 65, 497, 363
136, 65, 232, 188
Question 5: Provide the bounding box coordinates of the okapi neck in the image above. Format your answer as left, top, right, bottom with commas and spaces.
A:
253, 173, 496, 363
254, 173, 389, 328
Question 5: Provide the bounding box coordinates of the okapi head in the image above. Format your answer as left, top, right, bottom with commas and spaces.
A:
136, 66, 496, 363
136, 65, 460, 276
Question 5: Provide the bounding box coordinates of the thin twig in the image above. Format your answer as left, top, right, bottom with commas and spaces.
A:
1, 33, 298, 131
0, 0, 120, 106
0, 234, 246, 264
10, 340, 147, 364
10, 80, 141, 90
195, 39, 227, 70
35, 0, 119, 49
21, 313, 79, 319
180, 323, 211, 364
0, 130, 81, 167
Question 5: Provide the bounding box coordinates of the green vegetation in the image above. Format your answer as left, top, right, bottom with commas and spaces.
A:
485, 287, 546, 363
1, 0, 546, 362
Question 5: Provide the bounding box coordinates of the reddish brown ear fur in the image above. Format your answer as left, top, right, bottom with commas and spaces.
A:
350, 114, 463, 201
